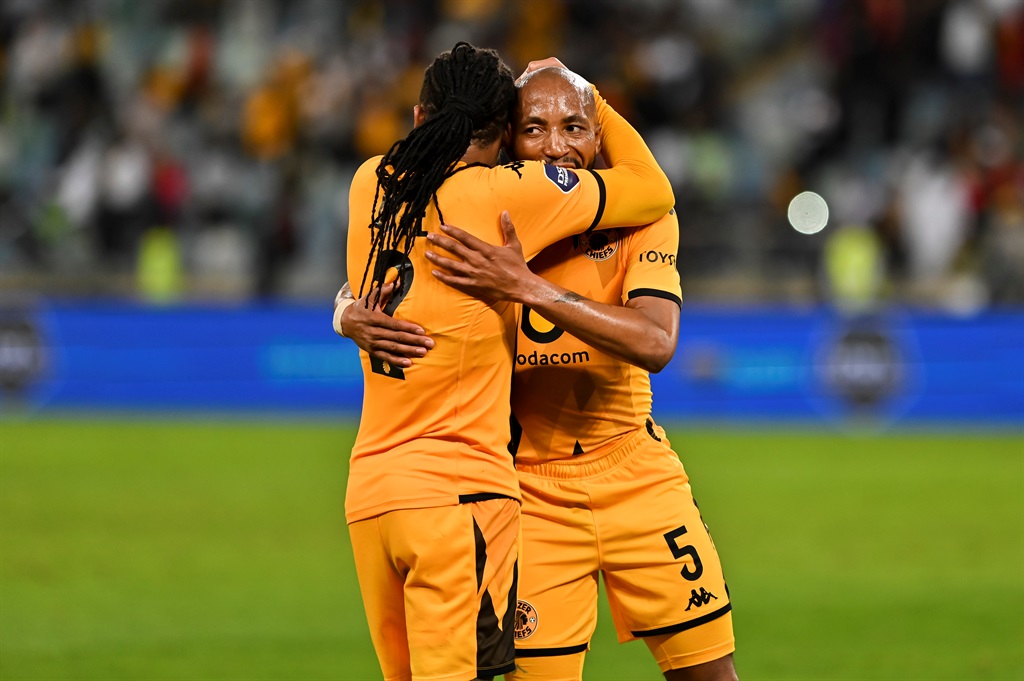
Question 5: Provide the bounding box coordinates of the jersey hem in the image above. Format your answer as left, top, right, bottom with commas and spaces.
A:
514, 424, 650, 480
346, 489, 523, 524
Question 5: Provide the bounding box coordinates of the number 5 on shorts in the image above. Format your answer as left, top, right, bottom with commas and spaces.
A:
664, 525, 704, 581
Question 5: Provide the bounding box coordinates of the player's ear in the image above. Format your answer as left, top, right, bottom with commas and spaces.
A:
413, 104, 428, 128
594, 123, 602, 157
503, 122, 512, 148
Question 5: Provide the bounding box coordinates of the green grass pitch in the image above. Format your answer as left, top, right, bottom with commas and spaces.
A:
1, 418, 1021, 680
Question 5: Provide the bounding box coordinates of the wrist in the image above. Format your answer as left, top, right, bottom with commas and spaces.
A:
333, 298, 357, 337
519, 275, 560, 309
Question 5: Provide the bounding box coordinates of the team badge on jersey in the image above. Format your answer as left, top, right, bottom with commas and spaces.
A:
578, 229, 619, 261
514, 600, 539, 639
543, 164, 580, 193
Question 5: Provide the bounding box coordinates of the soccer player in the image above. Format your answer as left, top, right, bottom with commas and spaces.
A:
341, 44, 675, 681
342, 63, 737, 681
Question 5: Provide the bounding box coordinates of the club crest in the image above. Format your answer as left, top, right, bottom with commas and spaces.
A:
578, 229, 618, 261
514, 600, 539, 639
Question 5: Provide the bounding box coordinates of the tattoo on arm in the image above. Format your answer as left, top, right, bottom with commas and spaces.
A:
554, 291, 585, 305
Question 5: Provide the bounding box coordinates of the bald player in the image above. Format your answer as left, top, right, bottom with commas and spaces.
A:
340, 45, 675, 681
342, 64, 738, 681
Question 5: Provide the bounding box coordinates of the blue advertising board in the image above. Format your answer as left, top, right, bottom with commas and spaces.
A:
1, 301, 1021, 425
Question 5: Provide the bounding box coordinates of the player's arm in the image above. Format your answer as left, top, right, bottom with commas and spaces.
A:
333, 281, 435, 368
587, 87, 675, 229
500, 84, 673, 259
426, 214, 679, 373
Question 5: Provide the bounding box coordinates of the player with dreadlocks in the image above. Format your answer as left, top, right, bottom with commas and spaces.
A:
341, 43, 674, 681
357, 43, 515, 306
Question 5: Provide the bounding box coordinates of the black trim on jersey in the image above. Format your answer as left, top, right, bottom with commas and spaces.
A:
627, 288, 682, 308
508, 414, 522, 458
459, 492, 516, 504
645, 418, 662, 442
584, 171, 606, 233
515, 642, 589, 658
630, 603, 732, 638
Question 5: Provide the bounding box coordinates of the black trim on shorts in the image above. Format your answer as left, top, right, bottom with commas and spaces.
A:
473, 517, 518, 677
630, 603, 732, 638
627, 288, 683, 308
515, 642, 589, 658
584, 171, 607, 233
458, 492, 515, 504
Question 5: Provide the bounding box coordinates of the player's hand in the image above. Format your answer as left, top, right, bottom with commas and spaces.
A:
342, 281, 434, 368
425, 211, 540, 304
516, 57, 567, 84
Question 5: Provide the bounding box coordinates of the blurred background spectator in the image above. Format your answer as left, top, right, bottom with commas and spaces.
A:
0, 0, 1021, 310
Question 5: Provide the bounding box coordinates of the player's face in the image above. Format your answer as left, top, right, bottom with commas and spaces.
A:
512, 76, 601, 170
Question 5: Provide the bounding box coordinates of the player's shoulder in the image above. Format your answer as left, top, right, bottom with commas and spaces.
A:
485, 160, 586, 193
351, 156, 385, 192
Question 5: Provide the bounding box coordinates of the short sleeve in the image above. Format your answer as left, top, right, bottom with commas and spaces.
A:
622, 209, 682, 307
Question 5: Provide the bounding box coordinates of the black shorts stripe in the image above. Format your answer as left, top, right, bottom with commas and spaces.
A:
472, 517, 517, 677
630, 603, 732, 638
627, 288, 682, 308
515, 642, 589, 658
584, 171, 606, 233
459, 492, 515, 504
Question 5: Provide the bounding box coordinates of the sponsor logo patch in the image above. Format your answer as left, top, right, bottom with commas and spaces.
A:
578, 229, 618, 261
515, 600, 539, 640
543, 164, 580, 193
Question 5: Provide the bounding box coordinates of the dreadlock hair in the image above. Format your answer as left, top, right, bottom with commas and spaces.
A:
358, 42, 516, 303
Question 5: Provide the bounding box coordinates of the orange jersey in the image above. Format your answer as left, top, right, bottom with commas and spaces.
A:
344, 95, 675, 523
509, 210, 682, 464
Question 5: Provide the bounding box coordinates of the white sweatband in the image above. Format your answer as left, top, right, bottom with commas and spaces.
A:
333, 298, 357, 337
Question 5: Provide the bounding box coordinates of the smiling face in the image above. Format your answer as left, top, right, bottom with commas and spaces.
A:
512, 68, 602, 170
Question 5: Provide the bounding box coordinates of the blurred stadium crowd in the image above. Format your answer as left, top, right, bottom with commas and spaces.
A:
0, 0, 1021, 309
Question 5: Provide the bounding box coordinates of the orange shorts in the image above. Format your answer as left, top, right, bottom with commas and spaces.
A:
349, 497, 520, 681
510, 423, 734, 675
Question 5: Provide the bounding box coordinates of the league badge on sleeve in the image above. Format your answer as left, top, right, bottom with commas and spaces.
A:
543, 164, 580, 193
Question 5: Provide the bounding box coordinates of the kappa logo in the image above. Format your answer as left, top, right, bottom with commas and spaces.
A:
685, 587, 718, 611
504, 160, 525, 179
578, 229, 618, 261
514, 600, 539, 639
543, 164, 580, 193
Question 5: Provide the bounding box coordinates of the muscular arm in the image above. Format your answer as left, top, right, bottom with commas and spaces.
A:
520, 278, 678, 373
426, 214, 679, 373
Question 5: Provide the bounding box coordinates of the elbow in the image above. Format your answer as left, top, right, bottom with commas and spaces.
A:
640, 336, 676, 374
656, 176, 675, 216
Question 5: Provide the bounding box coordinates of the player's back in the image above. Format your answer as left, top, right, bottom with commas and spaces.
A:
345, 158, 521, 523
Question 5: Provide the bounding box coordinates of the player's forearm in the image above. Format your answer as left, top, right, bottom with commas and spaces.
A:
592, 90, 674, 226
522, 282, 675, 373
